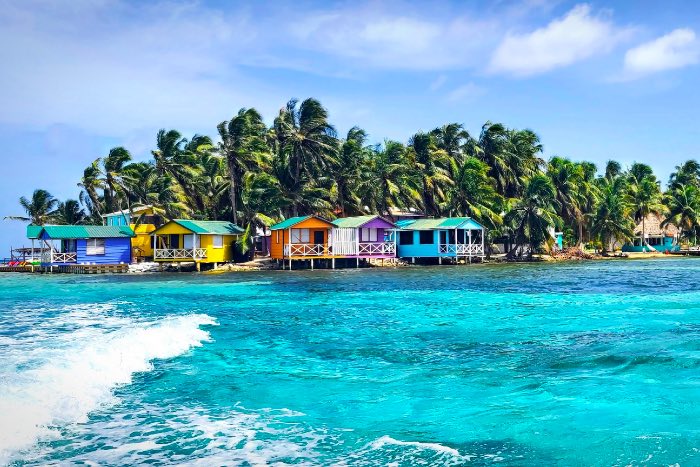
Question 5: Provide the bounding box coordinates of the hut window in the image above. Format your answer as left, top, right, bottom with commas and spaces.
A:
212, 235, 223, 248
399, 231, 414, 245
86, 239, 105, 255
361, 228, 378, 242
291, 228, 310, 243
419, 231, 433, 244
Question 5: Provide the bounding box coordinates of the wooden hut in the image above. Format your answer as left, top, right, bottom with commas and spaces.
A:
331, 215, 396, 259
270, 215, 335, 268
152, 220, 243, 268
622, 213, 680, 252
394, 217, 486, 263
36, 225, 135, 265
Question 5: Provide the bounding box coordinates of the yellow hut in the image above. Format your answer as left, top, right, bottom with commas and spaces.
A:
152, 219, 244, 268
102, 205, 162, 261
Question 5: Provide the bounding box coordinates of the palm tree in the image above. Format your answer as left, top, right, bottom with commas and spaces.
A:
431, 123, 471, 167
547, 157, 596, 246
627, 172, 663, 250
409, 132, 452, 217
78, 159, 104, 218
274, 98, 337, 186
605, 160, 622, 180
54, 199, 86, 225
669, 160, 700, 190
504, 175, 561, 259
506, 129, 544, 197
6, 189, 59, 225
121, 162, 188, 219
102, 147, 132, 213
332, 127, 367, 216
472, 122, 513, 196
663, 183, 700, 245
218, 108, 269, 224
364, 141, 419, 217
447, 156, 502, 229
152, 129, 198, 213
591, 178, 634, 252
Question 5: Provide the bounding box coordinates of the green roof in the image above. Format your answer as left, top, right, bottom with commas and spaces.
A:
395, 217, 485, 231
39, 225, 135, 239
331, 215, 395, 228
270, 215, 311, 230
156, 219, 244, 235
27, 225, 42, 239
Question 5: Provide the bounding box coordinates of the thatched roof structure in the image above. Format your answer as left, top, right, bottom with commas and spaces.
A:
634, 213, 679, 237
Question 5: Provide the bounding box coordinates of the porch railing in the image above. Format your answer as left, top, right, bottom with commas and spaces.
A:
439, 244, 484, 255
358, 242, 396, 255
41, 252, 78, 263
154, 248, 207, 260
284, 243, 328, 256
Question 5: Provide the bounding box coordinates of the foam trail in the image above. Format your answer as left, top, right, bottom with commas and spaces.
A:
0, 313, 216, 465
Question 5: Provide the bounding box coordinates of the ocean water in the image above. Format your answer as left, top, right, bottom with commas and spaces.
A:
1, 259, 700, 466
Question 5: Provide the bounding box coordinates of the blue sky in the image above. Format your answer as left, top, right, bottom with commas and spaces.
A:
1, 0, 700, 249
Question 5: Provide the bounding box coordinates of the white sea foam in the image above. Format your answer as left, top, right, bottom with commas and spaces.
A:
368, 435, 462, 457
0, 312, 216, 465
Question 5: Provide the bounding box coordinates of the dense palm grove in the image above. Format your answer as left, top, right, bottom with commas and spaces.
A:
9, 98, 700, 257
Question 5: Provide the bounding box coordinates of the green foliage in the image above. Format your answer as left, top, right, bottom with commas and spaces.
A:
12, 96, 698, 259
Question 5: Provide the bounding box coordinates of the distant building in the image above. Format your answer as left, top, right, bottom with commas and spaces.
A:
102, 206, 163, 261
622, 213, 680, 253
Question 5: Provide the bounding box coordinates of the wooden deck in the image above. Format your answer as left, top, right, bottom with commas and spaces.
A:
0, 264, 129, 274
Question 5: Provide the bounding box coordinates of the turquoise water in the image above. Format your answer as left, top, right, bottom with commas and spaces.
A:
1, 259, 700, 465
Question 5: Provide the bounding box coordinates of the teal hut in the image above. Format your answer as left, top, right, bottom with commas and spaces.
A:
394, 217, 486, 263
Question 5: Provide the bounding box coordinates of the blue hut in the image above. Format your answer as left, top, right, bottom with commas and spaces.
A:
36, 225, 135, 265
394, 217, 486, 263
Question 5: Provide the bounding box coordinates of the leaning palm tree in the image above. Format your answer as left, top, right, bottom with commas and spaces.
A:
5, 189, 59, 225
504, 175, 561, 260
274, 98, 338, 186
218, 108, 269, 224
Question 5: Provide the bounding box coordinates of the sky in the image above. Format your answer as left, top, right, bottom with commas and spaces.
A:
1, 0, 700, 250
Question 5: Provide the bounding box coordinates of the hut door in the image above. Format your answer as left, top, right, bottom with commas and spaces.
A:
169, 234, 180, 248
313, 231, 324, 245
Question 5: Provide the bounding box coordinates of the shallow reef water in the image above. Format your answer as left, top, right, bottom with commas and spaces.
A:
1, 258, 699, 465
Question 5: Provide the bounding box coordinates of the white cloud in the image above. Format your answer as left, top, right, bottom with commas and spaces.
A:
286, 7, 499, 71
624, 28, 699, 75
446, 83, 485, 102
489, 4, 627, 76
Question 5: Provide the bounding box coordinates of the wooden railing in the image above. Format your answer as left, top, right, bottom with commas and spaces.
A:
41, 252, 77, 263
358, 242, 395, 255
439, 244, 484, 255
154, 248, 207, 260
284, 244, 328, 256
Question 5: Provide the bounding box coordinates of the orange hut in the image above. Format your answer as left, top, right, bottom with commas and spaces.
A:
270, 215, 335, 268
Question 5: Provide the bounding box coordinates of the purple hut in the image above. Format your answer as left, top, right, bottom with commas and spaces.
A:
331, 215, 396, 258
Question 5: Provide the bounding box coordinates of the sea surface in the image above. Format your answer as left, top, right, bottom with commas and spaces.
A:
1, 259, 700, 466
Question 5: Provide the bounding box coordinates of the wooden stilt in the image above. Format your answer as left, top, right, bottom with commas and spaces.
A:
332, 258, 335, 269
196, 262, 201, 272
439, 257, 442, 265
356, 258, 359, 268
311, 259, 314, 270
